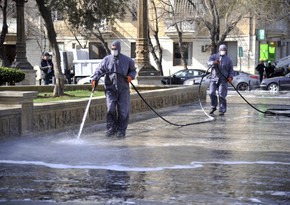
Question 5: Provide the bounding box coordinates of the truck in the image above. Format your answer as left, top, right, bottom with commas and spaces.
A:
60, 49, 102, 84
61, 49, 135, 84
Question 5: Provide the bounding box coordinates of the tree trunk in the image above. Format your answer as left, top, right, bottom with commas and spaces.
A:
51, 43, 65, 96
35, 0, 65, 96
148, 0, 163, 76
148, 30, 163, 76
175, 24, 187, 69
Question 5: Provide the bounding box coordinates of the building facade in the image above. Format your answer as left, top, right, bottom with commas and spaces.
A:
1, 0, 290, 83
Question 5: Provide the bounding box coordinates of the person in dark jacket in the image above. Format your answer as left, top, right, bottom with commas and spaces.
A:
265, 62, 275, 78
40, 52, 54, 85
208, 44, 234, 116
91, 40, 136, 138
255, 60, 266, 83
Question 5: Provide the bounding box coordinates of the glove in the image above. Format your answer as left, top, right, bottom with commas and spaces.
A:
91, 80, 97, 89
214, 60, 220, 65
127, 76, 132, 83
227, 77, 233, 83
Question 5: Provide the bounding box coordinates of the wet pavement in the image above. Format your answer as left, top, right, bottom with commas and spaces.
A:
1, 90, 290, 205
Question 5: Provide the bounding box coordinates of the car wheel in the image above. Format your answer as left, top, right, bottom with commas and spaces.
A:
267, 83, 279, 92
236, 82, 248, 91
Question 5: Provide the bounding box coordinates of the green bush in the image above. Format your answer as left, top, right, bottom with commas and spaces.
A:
0, 66, 25, 85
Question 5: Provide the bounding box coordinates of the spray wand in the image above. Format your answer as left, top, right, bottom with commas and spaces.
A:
76, 86, 95, 139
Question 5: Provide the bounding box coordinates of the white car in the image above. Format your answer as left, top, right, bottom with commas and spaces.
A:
77, 76, 104, 85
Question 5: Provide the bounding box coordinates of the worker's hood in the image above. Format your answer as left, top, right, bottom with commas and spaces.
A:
111, 40, 121, 54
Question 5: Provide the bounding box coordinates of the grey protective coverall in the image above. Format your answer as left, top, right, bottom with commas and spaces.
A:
91, 40, 136, 136
208, 45, 234, 114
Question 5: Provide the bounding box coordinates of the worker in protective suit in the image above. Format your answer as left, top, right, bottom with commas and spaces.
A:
208, 44, 234, 115
91, 40, 136, 137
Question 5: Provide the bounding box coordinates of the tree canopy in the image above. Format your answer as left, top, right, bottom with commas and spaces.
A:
186, 0, 290, 53
52, 0, 129, 54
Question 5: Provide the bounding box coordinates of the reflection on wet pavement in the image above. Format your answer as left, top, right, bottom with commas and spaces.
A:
0, 91, 290, 204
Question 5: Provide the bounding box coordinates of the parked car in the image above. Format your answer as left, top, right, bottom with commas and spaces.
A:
260, 73, 290, 92
183, 70, 260, 91
161, 69, 208, 85
183, 74, 210, 86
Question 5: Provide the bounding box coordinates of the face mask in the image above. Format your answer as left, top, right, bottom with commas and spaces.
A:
220, 50, 226, 56
111, 50, 118, 57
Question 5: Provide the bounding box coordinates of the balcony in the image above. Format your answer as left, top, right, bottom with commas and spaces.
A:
164, 20, 196, 38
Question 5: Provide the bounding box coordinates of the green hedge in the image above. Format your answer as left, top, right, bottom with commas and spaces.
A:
0, 66, 25, 85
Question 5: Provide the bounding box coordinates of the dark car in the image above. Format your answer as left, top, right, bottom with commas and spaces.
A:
184, 70, 260, 91
260, 73, 290, 92
161, 69, 208, 85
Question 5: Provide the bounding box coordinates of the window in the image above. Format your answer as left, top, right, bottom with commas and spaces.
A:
72, 43, 82, 50
174, 69, 198, 77
58, 43, 64, 52
131, 42, 136, 58
268, 42, 276, 61
173, 42, 192, 66
225, 41, 237, 66
89, 42, 107, 59
174, 70, 187, 77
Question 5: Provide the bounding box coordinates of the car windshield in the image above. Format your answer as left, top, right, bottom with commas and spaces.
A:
174, 70, 201, 77
174, 70, 186, 77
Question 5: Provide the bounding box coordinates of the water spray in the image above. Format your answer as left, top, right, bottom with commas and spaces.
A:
77, 87, 95, 139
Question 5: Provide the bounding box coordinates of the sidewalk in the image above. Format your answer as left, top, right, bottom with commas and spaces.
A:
1, 90, 290, 204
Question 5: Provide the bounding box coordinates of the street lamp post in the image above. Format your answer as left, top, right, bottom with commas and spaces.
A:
136, 0, 149, 71
136, 0, 160, 84
12, 0, 35, 85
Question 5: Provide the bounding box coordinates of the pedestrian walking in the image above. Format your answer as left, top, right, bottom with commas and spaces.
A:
91, 40, 136, 137
208, 44, 234, 116
40, 52, 54, 85
255, 60, 266, 83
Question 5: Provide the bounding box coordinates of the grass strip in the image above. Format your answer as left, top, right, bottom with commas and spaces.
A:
34, 90, 104, 103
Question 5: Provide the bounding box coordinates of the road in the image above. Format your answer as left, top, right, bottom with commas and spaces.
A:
0, 90, 290, 204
